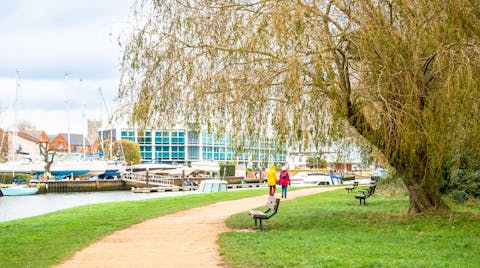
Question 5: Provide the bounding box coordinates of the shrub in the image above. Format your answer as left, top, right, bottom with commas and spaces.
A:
446, 169, 480, 200
451, 190, 469, 203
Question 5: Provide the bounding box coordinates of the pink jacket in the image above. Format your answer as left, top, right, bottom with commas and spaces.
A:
279, 170, 290, 186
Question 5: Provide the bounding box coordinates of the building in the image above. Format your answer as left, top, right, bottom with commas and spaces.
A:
100, 128, 287, 168
1, 130, 50, 162
87, 120, 102, 145
50, 133, 94, 154
287, 145, 365, 171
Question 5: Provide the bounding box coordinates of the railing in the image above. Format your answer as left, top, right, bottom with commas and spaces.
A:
122, 172, 177, 187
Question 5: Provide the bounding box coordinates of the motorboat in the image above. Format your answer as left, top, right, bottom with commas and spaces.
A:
196, 179, 228, 193
290, 172, 308, 185
302, 173, 335, 185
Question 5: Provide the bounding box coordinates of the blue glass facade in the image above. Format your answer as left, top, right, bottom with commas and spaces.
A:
116, 128, 287, 167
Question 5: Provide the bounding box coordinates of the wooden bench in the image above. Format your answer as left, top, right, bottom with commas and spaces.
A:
345, 181, 359, 193
248, 196, 280, 230
354, 184, 376, 205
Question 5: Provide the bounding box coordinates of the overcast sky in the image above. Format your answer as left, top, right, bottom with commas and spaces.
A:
0, 0, 135, 134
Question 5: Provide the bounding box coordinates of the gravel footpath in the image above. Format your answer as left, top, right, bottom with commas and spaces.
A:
56, 187, 338, 268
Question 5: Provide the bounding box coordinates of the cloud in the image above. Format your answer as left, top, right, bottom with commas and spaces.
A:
0, 0, 134, 134
0, 77, 120, 134
0, 0, 133, 79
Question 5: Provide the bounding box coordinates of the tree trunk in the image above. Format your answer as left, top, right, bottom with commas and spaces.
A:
403, 177, 449, 214
393, 153, 450, 214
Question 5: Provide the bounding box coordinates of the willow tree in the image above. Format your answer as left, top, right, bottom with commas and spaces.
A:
118, 0, 480, 213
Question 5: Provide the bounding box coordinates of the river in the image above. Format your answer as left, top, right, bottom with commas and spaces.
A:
0, 190, 197, 222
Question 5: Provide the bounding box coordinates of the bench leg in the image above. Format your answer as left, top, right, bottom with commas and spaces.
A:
259, 219, 263, 230
254, 218, 258, 228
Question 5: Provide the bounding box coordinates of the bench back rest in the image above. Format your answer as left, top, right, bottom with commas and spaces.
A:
266, 196, 280, 211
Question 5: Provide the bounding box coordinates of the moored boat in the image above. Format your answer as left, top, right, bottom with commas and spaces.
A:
302, 173, 341, 185
1, 185, 39, 196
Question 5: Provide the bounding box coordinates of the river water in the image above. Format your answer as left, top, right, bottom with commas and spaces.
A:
0, 190, 197, 222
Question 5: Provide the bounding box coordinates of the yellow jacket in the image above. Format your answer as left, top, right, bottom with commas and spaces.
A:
266, 165, 277, 186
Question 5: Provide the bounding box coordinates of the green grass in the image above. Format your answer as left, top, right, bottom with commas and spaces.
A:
220, 190, 480, 267
0, 189, 267, 268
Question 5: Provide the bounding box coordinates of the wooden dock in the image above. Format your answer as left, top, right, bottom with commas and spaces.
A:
28, 171, 264, 194
227, 183, 267, 189
131, 186, 196, 193
38, 179, 126, 193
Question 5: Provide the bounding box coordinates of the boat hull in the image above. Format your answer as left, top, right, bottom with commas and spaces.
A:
1, 186, 39, 196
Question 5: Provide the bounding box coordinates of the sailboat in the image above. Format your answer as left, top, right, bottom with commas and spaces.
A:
0, 70, 39, 195
1, 184, 39, 196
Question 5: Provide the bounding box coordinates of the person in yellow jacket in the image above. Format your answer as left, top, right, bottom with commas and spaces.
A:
266, 165, 277, 196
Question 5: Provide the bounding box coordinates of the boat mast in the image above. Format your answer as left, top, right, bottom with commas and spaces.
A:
13, 70, 20, 163
65, 73, 71, 153
98, 87, 112, 159
80, 78, 86, 160
12, 69, 20, 178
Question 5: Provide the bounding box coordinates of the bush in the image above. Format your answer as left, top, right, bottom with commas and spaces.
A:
447, 169, 480, 199
451, 190, 469, 203
219, 164, 236, 177
0, 173, 32, 184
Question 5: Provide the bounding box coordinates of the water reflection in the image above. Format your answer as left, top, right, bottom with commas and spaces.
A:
0, 190, 196, 222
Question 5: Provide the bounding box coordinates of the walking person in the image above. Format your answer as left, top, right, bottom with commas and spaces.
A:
279, 167, 290, 198
266, 165, 277, 196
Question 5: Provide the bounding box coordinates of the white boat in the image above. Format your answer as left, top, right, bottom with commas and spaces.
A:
1, 185, 39, 196
0, 160, 36, 174
191, 161, 220, 173
302, 173, 335, 185
372, 168, 388, 179
128, 163, 179, 172
32, 161, 90, 180
290, 172, 308, 185
196, 179, 228, 193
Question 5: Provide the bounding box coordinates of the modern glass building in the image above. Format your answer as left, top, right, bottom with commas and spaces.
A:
101, 128, 286, 168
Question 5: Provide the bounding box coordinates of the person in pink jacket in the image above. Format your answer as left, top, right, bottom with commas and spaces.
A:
279, 166, 290, 198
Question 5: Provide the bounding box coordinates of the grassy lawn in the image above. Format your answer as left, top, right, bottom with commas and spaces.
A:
0, 189, 267, 268
220, 189, 480, 267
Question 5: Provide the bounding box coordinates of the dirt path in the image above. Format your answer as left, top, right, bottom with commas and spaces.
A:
57, 187, 338, 268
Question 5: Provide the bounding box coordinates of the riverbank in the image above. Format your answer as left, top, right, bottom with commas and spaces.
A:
0, 190, 196, 222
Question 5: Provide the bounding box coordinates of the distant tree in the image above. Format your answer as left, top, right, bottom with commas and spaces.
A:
119, 0, 480, 213
307, 156, 328, 169
39, 141, 55, 181
17, 120, 36, 132
102, 139, 141, 165
119, 139, 141, 165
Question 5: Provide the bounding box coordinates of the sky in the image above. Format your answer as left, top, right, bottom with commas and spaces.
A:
0, 0, 135, 134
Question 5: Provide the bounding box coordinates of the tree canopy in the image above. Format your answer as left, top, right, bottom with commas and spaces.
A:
102, 139, 141, 165
119, 0, 480, 213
